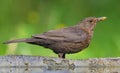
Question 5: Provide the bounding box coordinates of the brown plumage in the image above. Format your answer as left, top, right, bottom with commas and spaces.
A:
4, 17, 106, 58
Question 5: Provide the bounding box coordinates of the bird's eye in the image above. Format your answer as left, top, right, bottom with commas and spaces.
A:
89, 20, 93, 23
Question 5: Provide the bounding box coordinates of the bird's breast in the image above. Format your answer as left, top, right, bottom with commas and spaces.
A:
53, 40, 90, 54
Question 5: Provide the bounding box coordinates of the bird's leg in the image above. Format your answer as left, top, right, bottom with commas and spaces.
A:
58, 53, 65, 59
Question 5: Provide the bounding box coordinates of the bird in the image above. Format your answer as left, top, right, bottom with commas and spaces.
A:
4, 17, 106, 59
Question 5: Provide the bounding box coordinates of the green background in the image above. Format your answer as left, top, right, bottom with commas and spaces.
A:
0, 0, 120, 59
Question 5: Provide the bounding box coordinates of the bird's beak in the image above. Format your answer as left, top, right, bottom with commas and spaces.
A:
97, 17, 107, 22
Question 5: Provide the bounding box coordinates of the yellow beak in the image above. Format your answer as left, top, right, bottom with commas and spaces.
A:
97, 17, 107, 21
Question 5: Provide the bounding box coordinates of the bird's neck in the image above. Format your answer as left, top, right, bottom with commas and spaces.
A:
78, 22, 96, 31
77, 25, 94, 34
77, 25, 94, 42
83, 28, 94, 43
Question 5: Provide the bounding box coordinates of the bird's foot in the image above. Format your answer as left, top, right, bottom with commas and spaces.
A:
58, 53, 65, 59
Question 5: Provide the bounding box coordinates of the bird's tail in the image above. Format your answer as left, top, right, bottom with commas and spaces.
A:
3, 38, 32, 44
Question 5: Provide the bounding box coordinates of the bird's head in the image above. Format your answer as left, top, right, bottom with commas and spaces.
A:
79, 17, 106, 30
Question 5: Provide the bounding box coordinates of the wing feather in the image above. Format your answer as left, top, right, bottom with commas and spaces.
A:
32, 27, 87, 42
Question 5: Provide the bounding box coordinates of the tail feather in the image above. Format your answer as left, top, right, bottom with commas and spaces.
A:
3, 38, 31, 44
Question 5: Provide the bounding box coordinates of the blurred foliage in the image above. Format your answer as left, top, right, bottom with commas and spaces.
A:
0, 0, 120, 59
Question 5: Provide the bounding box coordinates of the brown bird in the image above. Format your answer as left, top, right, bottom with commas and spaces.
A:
4, 17, 106, 58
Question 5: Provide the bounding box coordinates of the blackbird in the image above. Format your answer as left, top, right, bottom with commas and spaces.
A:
4, 17, 106, 58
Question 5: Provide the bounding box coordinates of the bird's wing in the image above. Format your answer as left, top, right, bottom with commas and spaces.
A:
32, 27, 87, 42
